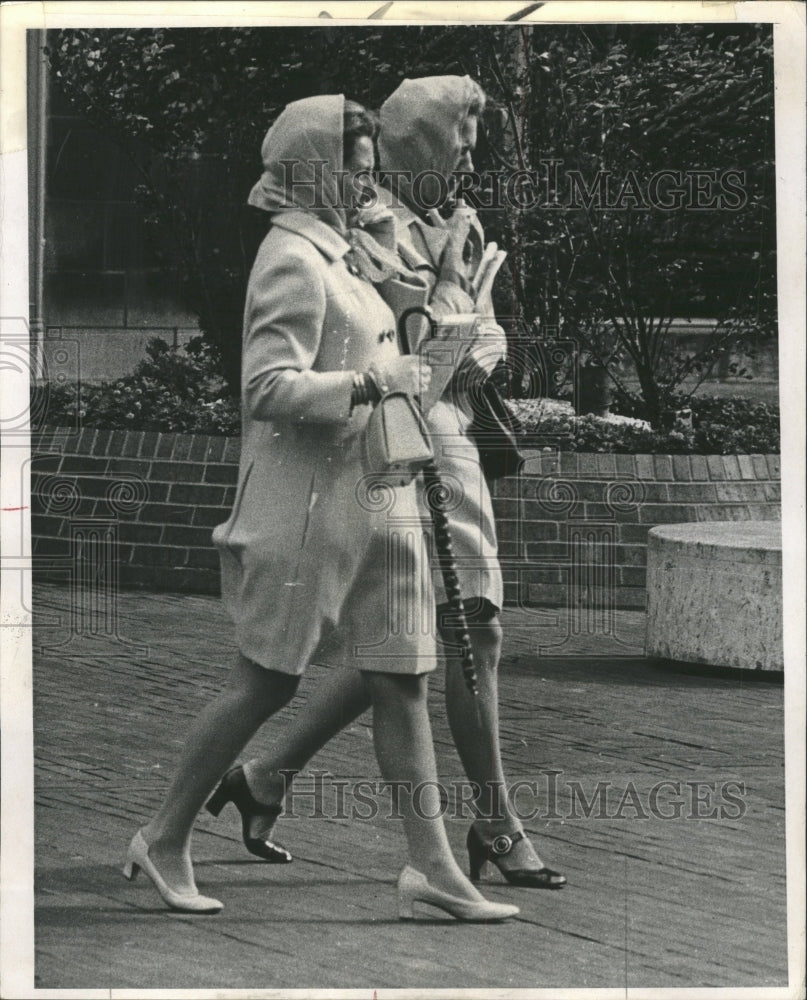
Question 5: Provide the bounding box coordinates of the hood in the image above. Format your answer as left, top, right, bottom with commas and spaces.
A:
378, 75, 481, 210
248, 94, 347, 232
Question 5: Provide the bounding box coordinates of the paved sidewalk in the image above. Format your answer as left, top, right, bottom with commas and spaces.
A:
31, 583, 787, 991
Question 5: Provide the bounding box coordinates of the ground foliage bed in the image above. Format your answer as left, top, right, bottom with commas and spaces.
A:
39, 339, 779, 455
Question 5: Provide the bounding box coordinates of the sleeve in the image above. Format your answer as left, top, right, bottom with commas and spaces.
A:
463, 319, 508, 378
429, 279, 476, 320
429, 276, 506, 373
242, 248, 354, 424
431, 281, 507, 382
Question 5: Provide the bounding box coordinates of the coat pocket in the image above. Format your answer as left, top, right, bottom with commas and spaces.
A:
212, 457, 255, 549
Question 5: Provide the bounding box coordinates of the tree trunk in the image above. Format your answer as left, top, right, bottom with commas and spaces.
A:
577, 365, 611, 417
635, 362, 663, 427
498, 24, 531, 323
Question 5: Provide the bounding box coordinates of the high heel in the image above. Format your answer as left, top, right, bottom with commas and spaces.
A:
467, 825, 566, 889
205, 765, 292, 863
397, 866, 519, 922
122, 830, 223, 914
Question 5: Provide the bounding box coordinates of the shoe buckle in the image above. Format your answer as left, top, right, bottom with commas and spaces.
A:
491, 834, 513, 856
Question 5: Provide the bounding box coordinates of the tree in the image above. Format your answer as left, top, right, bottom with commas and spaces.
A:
47, 28, 335, 390
477, 23, 776, 424
46, 24, 776, 423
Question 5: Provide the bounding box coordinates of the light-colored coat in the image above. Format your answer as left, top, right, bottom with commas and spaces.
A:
377, 74, 506, 612
376, 192, 505, 612
213, 211, 434, 673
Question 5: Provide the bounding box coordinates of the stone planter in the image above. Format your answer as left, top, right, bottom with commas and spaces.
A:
645, 521, 783, 670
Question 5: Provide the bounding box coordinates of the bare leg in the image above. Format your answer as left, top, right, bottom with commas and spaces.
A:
240, 622, 543, 869
364, 670, 483, 900
443, 617, 546, 868
140, 654, 299, 892
243, 666, 370, 816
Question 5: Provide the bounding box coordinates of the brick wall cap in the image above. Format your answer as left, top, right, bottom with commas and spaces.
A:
518, 451, 780, 480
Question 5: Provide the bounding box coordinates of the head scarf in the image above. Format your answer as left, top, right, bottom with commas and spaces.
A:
249, 94, 415, 285
378, 75, 485, 210
248, 94, 347, 233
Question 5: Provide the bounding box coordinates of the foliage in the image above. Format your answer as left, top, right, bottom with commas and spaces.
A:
684, 395, 780, 454
42, 338, 240, 434
45, 24, 776, 421
45, 28, 321, 390
511, 394, 779, 454
485, 24, 776, 425
42, 344, 778, 454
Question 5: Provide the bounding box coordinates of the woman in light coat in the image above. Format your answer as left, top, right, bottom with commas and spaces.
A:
123, 95, 517, 923
210, 78, 566, 892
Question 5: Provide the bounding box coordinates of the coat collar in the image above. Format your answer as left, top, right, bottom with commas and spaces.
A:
377, 187, 448, 269
271, 212, 350, 262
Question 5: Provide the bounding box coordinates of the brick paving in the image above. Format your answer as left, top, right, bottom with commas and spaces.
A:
31, 582, 787, 991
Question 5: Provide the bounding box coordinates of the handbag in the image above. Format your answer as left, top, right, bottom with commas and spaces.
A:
466, 376, 525, 481
396, 305, 523, 480
364, 392, 434, 486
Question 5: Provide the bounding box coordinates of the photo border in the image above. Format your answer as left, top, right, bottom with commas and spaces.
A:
1, 3, 804, 998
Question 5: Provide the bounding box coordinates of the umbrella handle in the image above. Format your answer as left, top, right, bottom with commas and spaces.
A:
397, 306, 434, 355
397, 306, 478, 696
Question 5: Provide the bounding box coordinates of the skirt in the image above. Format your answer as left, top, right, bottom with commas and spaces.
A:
215, 453, 437, 677
422, 398, 504, 612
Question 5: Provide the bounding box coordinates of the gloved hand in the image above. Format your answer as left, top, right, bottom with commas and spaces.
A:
440, 210, 474, 279
473, 243, 507, 318
368, 356, 432, 398
445, 201, 484, 278
465, 321, 508, 379
353, 204, 397, 250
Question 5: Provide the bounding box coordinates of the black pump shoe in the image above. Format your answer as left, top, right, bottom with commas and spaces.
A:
205, 766, 292, 864
467, 825, 566, 889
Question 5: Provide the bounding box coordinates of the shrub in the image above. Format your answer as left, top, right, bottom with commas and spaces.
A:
40, 337, 240, 435
40, 341, 779, 455
689, 397, 780, 454
511, 395, 779, 454
609, 390, 780, 452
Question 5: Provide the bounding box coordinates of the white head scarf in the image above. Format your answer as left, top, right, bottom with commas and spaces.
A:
248, 94, 347, 232
379, 75, 485, 209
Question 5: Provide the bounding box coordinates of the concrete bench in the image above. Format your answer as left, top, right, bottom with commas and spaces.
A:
646, 521, 783, 671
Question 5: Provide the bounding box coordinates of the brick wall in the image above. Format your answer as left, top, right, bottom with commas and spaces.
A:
30, 428, 781, 607
31, 428, 239, 594
494, 450, 780, 609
